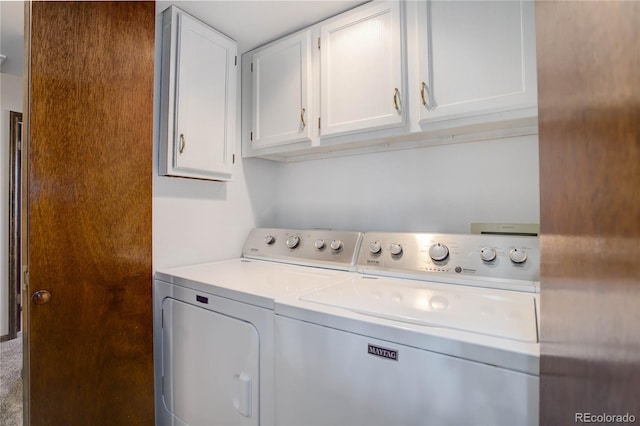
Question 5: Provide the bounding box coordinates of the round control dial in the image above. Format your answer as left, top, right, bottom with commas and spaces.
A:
314, 239, 325, 250
429, 243, 449, 261
286, 235, 300, 249
330, 240, 343, 251
264, 235, 275, 245
480, 247, 497, 262
369, 241, 382, 254
389, 243, 403, 256
509, 248, 527, 264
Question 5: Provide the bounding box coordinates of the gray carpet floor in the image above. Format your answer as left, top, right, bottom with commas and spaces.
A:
0, 336, 23, 426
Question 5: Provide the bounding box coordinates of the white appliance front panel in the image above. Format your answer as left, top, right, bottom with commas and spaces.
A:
275, 316, 539, 426
155, 259, 354, 309
301, 275, 538, 342
153, 280, 276, 426
163, 298, 259, 426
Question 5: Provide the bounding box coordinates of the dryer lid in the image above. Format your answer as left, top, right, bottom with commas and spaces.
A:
156, 258, 354, 309
300, 276, 538, 343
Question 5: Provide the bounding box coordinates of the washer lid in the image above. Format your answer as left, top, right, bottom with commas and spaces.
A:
300, 276, 538, 343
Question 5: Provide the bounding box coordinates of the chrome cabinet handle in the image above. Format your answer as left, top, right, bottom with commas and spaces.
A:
179, 134, 186, 154
300, 108, 306, 129
421, 82, 432, 109
393, 88, 400, 110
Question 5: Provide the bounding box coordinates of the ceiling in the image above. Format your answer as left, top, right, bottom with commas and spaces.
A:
157, 1, 366, 53
0, 1, 367, 76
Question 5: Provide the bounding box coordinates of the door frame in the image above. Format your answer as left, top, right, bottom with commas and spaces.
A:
8, 111, 23, 342
22, 4, 32, 423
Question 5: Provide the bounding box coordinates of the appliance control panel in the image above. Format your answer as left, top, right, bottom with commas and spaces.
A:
357, 232, 540, 292
242, 228, 363, 271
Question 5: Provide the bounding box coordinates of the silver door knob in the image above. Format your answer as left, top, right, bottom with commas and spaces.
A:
32, 290, 52, 305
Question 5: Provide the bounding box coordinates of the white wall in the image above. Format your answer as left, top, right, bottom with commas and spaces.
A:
0, 73, 23, 337
152, 6, 279, 270
1, 1, 25, 78
270, 134, 540, 233
152, 156, 278, 268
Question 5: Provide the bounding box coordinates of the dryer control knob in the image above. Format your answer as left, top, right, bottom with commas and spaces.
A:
286, 235, 300, 249
314, 239, 325, 250
429, 243, 449, 261
509, 248, 527, 264
369, 241, 382, 254
264, 235, 276, 245
389, 243, 403, 256
330, 240, 343, 251
480, 247, 497, 262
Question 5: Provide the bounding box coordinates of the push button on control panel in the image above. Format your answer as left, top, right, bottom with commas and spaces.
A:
429, 243, 449, 261
286, 235, 300, 249
480, 247, 497, 262
389, 243, 403, 256
369, 241, 382, 255
509, 248, 527, 264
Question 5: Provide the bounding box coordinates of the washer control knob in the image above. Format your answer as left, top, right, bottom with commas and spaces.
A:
286, 235, 300, 249
264, 235, 276, 245
429, 243, 449, 261
330, 240, 343, 251
369, 241, 382, 254
480, 247, 497, 262
314, 239, 325, 250
509, 248, 527, 264
389, 243, 403, 256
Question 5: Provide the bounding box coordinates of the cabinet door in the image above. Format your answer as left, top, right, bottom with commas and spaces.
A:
160, 7, 237, 181
320, 1, 404, 138
251, 31, 312, 149
418, 1, 537, 123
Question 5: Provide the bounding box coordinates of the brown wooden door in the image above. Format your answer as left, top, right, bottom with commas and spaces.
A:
536, 1, 640, 424
25, 2, 155, 424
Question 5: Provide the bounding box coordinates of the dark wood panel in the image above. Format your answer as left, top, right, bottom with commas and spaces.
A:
536, 1, 640, 424
27, 2, 155, 424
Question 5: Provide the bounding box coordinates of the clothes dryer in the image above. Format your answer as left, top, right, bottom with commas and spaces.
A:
153, 228, 362, 426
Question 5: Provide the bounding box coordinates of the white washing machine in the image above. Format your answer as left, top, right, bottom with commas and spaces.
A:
275, 232, 540, 426
153, 228, 363, 426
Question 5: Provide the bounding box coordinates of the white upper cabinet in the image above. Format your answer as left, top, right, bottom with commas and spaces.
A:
159, 6, 237, 181
320, 1, 404, 138
417, 0, 537, 124
250, 30, 313, 150
241, 0, 539, 161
